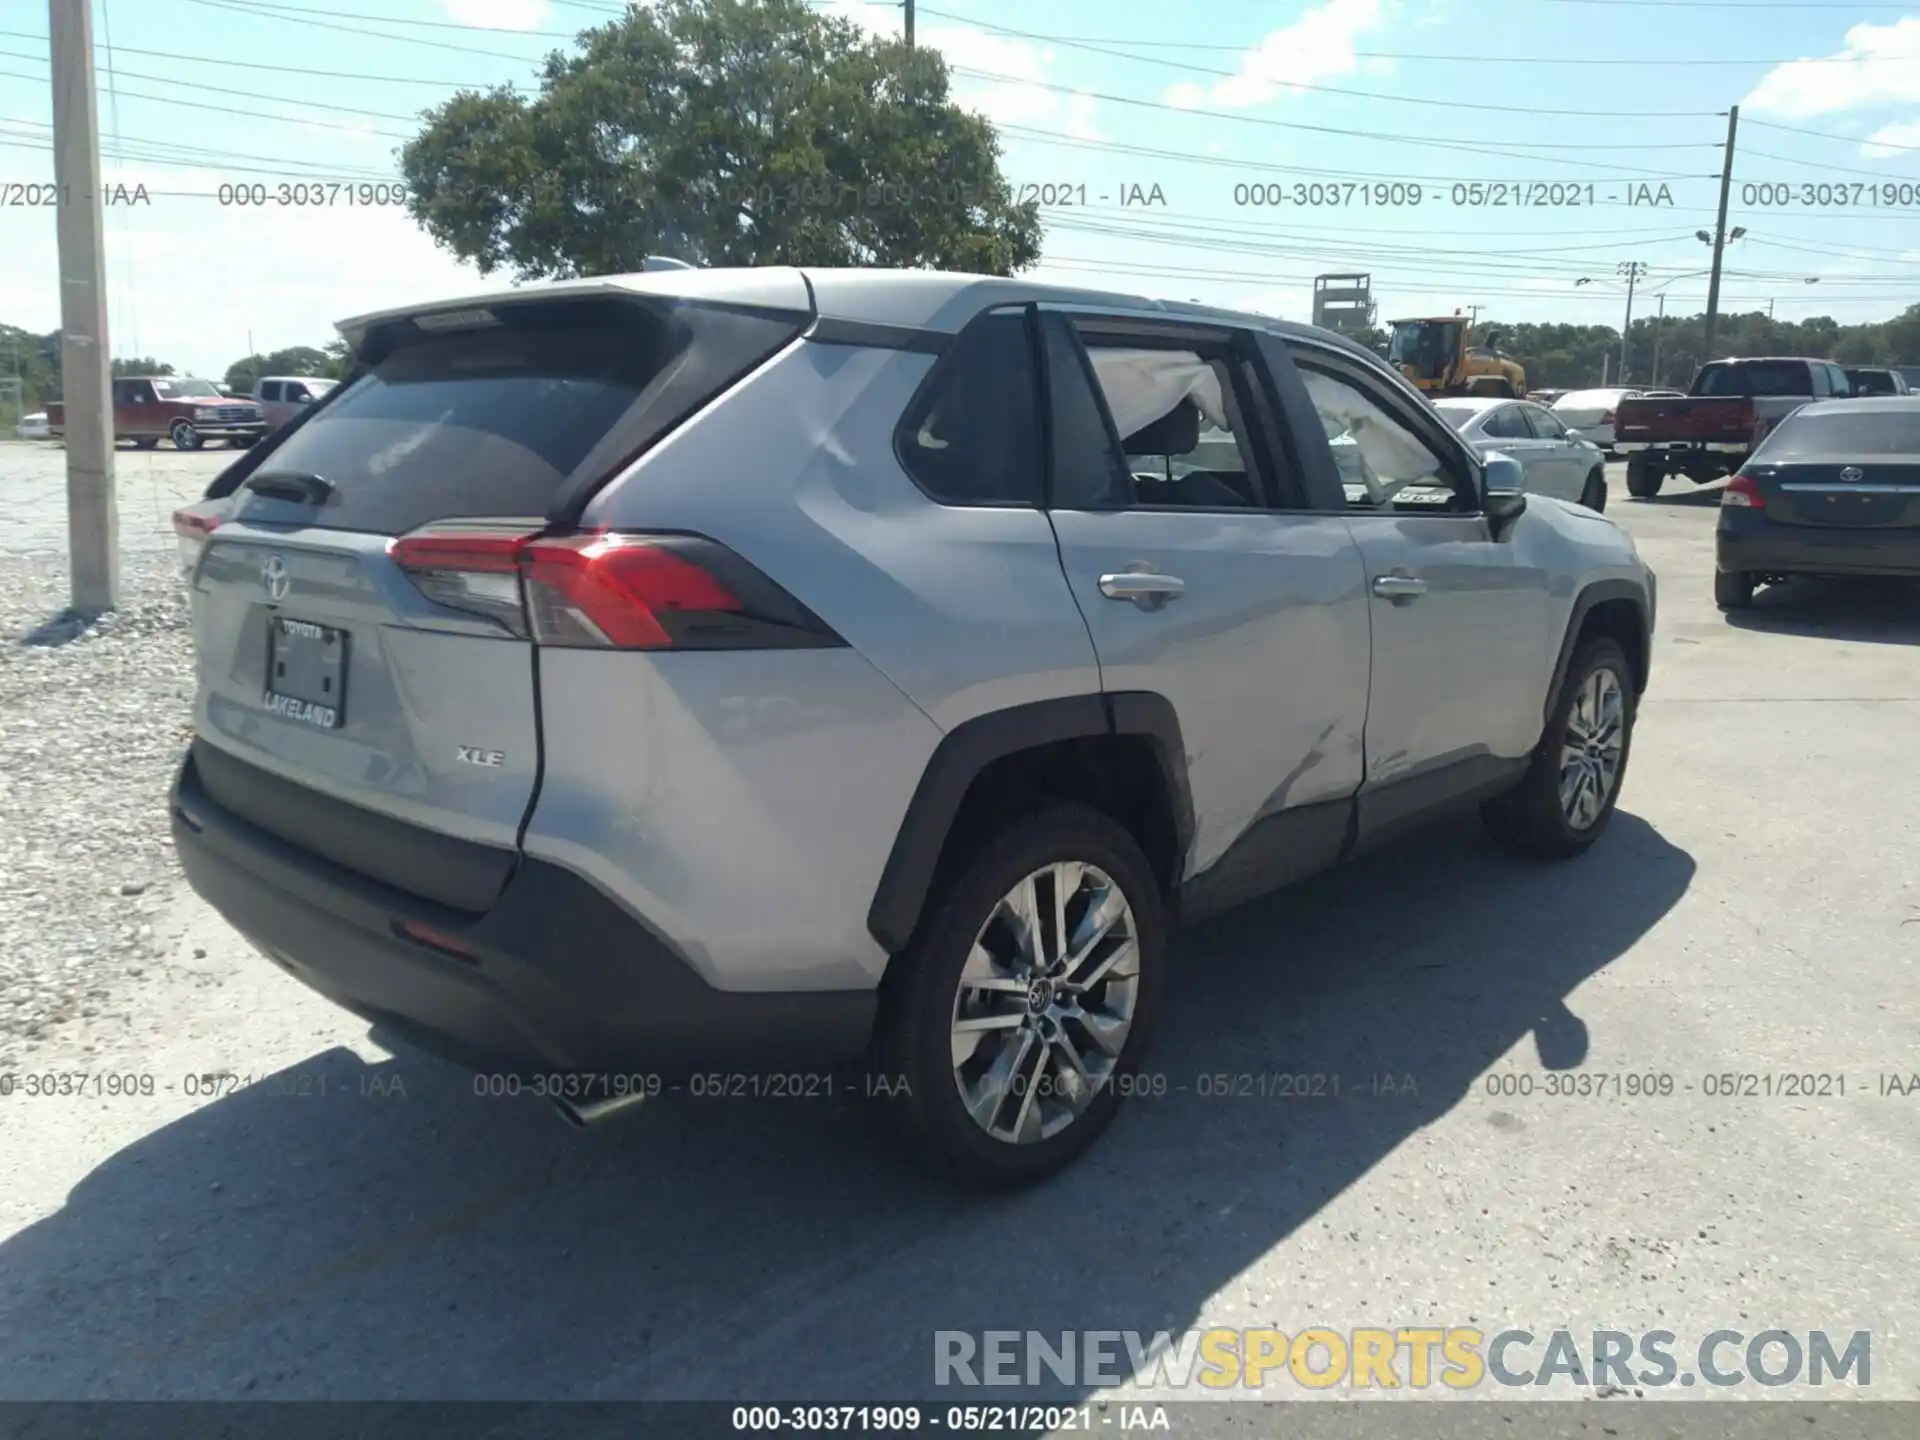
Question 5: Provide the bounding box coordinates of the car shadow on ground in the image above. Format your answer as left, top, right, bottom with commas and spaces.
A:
1724, 576, 1920, 647
1631, 483, 1724, 508
0, 812, 1693, 1404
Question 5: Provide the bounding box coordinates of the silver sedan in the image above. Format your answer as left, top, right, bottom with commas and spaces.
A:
1432, 397, 1609, 510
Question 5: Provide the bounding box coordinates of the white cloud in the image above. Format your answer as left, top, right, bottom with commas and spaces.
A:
443, 0, 552, 31
1742, 18, 1920, 118
820, 0, 1102, 138
1162, 0, 1389, 111
1860, 117, 1920, 160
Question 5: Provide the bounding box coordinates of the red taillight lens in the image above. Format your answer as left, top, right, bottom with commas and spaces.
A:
171, 507, 221, 541
389, 527, 534, 635
1722, 473, 1766, 509
521, 535, 742, 648
389, 527, 841, 651
172, 505, 223, 576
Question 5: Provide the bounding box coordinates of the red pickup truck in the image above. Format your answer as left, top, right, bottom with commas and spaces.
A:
1613, 357, 1855, 498
45, 375, 269, 451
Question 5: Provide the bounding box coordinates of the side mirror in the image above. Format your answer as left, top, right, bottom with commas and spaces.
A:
1483, 453, 1528, 534
1564, 428, 1585, 442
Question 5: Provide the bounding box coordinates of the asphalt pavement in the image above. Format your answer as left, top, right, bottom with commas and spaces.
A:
2, 456, 1916, 1423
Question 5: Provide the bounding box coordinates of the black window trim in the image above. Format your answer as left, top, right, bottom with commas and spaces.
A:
888, 302, 1046, 511
1522, 403, 1564, 440
1038, 308, 1301, 515
1278, 336, 1487, 519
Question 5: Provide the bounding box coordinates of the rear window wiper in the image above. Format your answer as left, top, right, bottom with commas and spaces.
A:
245, 471, 335, 504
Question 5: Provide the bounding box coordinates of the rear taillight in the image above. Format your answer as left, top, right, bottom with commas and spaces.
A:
387, 527, 530, 635
389, 527, 842, 651
1722, 473, 1766, 510
172, 505, 222, 576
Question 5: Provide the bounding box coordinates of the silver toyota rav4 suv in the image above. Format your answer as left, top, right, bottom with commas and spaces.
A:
170, 267, 1655, 1187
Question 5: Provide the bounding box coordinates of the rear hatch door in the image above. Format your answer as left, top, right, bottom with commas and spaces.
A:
186, 282, 812, 909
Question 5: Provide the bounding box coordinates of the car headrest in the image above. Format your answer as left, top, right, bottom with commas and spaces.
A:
1122, 400, 1201, 456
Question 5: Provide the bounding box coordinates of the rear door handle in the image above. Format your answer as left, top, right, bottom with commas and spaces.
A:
1099, 571, 1185, 609
1372, 574, 1427, 600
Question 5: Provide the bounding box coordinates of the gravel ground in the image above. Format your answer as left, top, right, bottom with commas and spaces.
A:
0, 554, 195, 1065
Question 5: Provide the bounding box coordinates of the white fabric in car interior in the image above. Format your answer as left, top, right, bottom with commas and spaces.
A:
1299, 368, 1442, 501
1085, 349, 1229, 439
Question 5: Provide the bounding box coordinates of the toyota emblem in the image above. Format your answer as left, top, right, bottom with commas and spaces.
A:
262, 554, 290, 602
1839, 466, 1864, 483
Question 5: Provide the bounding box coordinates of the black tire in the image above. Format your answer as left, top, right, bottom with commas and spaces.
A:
869, 802, 1166, 1188
1482, 636, 1636, 860
169, 420, 204, 452
1714, 569, 1755, 610
229, 436, 258, 449
1625, 455, 1663, 499
1578, 469, 1607, 512
132, 437, 159, 450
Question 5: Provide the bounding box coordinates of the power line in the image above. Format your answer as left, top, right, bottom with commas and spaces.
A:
913, 6, 1720, 117
1744, 118, 1920, 153
948, 67, 1717, 171
0, 69, 411, 137
1740, 147, 1920, 181
0, 49, 429, 120
173, 0, 545, 62
10, 23, 1911, 72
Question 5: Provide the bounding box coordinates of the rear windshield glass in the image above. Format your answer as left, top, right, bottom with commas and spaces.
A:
225, 298, 805, 534
1696, 362, 1810, 397
1755, 410, 1920, 458
1847, 371, 1900, 395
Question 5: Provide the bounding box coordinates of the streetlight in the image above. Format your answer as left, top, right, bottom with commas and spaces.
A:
1574, 260, 1648, 385
1647, 268, 1717, 386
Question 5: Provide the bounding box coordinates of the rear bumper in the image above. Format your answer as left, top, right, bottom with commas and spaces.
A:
170, 751, 878, 1080
1717, 510, 1920, 578
1615, 441, 1748, 455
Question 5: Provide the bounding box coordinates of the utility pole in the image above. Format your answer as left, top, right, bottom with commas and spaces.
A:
51, 0, 118, 613
1702, 104, 1739, 366
1651, 293, 1667, 387
903, 0, 914, 47
1617, 261, 1645, 386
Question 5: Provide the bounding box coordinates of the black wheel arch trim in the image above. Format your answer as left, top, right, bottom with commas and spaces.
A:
1545, 577, 1653, 723
866, 692, 1193, 956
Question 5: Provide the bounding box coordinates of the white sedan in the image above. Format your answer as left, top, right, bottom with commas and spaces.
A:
15, 411, 51, 441
1550, 387, 1644, 449
1432, 396, 1609, 510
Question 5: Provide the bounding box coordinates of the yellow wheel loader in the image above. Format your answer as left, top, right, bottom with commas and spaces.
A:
1386, 316, 1527, 399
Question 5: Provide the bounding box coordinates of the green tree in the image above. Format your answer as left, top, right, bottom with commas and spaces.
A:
224, 345, 335, 394
111, 357, 175, 377
398, 0, 1041, 278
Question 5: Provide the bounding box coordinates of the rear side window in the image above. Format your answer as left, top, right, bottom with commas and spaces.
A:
223, 297, 807, 534
894, 309, 1043, 506
1697, 361, 1813, 397
260, 381, 281, 401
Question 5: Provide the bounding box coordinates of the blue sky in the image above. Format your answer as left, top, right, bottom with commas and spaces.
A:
2, 0, 1917, 378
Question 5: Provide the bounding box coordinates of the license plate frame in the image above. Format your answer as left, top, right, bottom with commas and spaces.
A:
264, 615, 348, 730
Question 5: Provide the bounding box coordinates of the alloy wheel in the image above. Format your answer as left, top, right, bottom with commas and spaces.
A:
949, 862, 1140, 1145
1559, 667, 1625, 830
